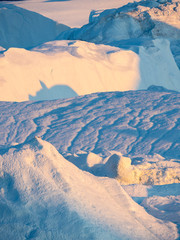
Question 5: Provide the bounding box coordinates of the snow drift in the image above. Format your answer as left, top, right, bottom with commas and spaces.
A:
0, 137, 177, 239
0, 39, 179, 102
0, 40, 140, 101
65, 151, 180, 185
0, 4, 69, 49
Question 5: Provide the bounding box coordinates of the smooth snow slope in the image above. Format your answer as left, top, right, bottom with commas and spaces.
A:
0, 41, 140, 101
0, 137, 177, 239
0, 88, 179, 159
0, 4, 69, 49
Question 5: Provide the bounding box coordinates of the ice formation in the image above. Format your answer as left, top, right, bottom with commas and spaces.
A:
116, 154, 180, 185
0, 137, 177, 239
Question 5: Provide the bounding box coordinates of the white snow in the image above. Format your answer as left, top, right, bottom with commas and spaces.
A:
0, 41, 140, 101
0, 39, 179, 102
58, 0, 180, 69
139, 39, 180, 90
86, 152, 102, 168
0, 0, 180, 238
0, 137, 178, 239
122, 183, 180, 232
116, 153, 180, 185
0, 0, 179, 102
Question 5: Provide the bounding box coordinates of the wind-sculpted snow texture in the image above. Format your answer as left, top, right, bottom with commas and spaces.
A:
0, 88, 179, 160
0, 137, 178, 239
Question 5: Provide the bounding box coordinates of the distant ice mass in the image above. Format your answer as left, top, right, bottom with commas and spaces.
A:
58, 0, 180, 69
0, 4, 69, 49
0, 0, 179, 102
59, 0, 180, 43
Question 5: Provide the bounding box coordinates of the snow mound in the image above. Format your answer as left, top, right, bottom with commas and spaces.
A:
0, 39, 179, 102
116, 154, 180, 185
0, 41, 140, 101
122, 182, 180, 233
0, 4, 69, 49
0, 137, 177, 239
86, 152, 102, 168
61, 0, 180, 43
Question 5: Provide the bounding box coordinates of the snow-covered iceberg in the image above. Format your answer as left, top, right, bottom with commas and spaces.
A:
0, 39, 179, 102
60, 0, 180, 43
0, 41, 140, 101
58, 0, 180, 70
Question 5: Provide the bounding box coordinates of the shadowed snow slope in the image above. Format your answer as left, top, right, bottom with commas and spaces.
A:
0, 4, 69, 49
0, 40, 179, 102
0, 89, 179, 159
0, 137, 177, 239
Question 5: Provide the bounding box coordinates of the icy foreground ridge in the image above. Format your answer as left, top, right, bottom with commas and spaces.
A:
0, 137, 177, 239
